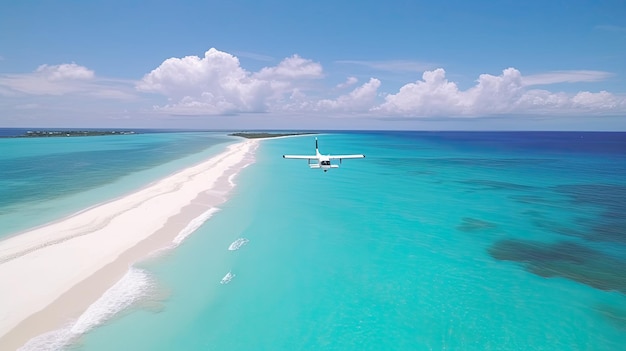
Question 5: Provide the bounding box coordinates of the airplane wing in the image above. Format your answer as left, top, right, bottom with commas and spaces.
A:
308, 164, 339, 169
283, 155, 317, 159
327, 154, 365, 159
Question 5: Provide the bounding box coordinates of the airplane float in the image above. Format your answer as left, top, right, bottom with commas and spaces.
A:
283, 138, 365, 172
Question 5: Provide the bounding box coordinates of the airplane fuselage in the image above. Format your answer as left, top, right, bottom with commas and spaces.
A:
283, 138, 364, 172
309, 156, 339, 172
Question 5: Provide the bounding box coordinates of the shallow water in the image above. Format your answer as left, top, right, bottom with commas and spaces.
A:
0, 131, 234, 237
9, 131, 626, 350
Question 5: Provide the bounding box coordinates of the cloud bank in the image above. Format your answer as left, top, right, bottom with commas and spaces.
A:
1, 48, 625, 122
134, 49, 624, 117
377, 68, 625, 117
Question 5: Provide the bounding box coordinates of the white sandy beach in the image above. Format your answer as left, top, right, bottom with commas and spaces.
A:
0, 139, 258, 350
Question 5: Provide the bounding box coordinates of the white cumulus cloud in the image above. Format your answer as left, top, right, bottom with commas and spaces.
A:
336, 76, 358, 89
254, 54, 323, 80
375, 68, 464, 115
571, 91, 621, 110
137, 49, 324, 115
35, 63, 95, 81
462, 68, 525, 114
137, 48, 270, 113
375, 68, 626, 117
318, 78, 381, 111
132, 48, 625, 118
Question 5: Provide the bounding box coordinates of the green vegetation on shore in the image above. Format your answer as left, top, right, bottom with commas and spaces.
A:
11, 130, 136, 138
6, 130, 313, 139
229, 132, 316, 139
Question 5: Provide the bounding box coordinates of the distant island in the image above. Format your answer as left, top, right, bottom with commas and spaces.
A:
4, 130, 313, 139
229, 132, 316, 139
10, 130, 136, 138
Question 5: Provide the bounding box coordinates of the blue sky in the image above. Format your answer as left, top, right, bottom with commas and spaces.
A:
1, 0, 625, 130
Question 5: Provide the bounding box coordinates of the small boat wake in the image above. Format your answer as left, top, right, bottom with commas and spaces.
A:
228, 238, 249, 251
220, 271, 235, 285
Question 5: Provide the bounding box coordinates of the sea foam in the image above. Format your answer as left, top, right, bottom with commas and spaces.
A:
220, 271, 235, 284
19, 267, 154, 351
172, 208, 220, 246
228, 237, 249, 251
227, 173, 237, 187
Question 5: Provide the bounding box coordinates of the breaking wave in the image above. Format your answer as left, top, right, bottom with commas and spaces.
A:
172, 208, 220, 246
20, 267, 154, 351
227, 173, 237, 187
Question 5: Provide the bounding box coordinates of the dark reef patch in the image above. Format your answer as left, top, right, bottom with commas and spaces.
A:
589, 222, 626, 244
457, 217, 497, 232
553, 184, 626, 244
554, 184, 626, 210
594, 304, 626, 330
460, 179, 534, 191
489, 239, 626, 294
530, 218, 585, 239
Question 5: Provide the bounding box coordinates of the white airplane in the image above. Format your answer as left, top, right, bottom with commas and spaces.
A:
283, 138, 365, 172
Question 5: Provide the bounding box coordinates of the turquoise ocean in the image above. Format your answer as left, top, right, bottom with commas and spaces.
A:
1, 130, 625, 350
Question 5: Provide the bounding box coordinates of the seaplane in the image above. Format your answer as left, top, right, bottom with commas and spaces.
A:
283, 138, 365, 172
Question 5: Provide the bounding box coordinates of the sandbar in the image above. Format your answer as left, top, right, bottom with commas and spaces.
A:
0, 139, 258, 350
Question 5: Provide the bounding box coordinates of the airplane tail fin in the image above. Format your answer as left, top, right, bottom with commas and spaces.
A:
315, 137, 320, 157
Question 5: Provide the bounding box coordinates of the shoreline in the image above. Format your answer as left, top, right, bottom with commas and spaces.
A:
0, 139, 259, 350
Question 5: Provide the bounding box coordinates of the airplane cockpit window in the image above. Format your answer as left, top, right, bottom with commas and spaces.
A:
321, 161, 330, 166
